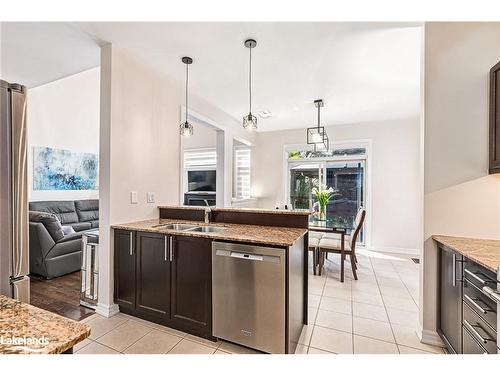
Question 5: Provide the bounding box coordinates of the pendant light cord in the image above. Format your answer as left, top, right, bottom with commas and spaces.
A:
249, 46, 252, 114
185, 63, 189, 123
317, 103, 320, 130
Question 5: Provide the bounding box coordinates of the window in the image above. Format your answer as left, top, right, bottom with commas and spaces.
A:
233, 146, 251, 199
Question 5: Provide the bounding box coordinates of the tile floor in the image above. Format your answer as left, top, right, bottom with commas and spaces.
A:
75, 249, 445, 355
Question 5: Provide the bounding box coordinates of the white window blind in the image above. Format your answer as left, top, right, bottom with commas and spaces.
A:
234, 147, 251, 199
183, 149, 217, 168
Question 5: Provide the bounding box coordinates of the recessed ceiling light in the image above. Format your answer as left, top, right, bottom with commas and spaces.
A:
257, 110, 272, 119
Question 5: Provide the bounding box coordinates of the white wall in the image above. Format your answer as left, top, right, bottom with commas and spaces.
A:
98, 45, 255, 314
420, 22, 500, 344
27, 67, 100, 201
253, 117, 421, 253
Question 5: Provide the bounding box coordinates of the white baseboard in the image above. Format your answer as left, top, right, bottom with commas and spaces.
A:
416, 323, 444, 347
95, 302, 120, 318
367, 246, 420, 256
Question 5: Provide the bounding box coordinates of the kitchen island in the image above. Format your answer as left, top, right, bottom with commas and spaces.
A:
0, 295, 90, 354
111, 206, 309, 354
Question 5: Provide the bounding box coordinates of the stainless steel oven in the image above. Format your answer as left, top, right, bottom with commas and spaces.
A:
212, 241, 286, 354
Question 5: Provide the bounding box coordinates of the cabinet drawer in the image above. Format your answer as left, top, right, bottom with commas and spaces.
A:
463, 278, 497, 330
463, 260, 496, 289
462, 326, 489, 354
463, 303, 497, 354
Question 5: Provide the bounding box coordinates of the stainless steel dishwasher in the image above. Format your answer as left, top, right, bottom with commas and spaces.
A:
212, 241, 285, 354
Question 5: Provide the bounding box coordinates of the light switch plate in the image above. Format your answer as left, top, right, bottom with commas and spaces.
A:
130, 191, 138, 204
147, 192, 155, 203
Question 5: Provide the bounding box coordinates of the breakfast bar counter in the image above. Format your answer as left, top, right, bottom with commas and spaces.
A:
0, 295, 90, 354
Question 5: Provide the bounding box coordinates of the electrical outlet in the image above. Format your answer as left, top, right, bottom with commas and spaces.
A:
130, 191, 138, 204
147, 192, 155, 203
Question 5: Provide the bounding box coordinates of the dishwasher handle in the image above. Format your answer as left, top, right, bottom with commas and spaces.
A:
230, 251, 264, 261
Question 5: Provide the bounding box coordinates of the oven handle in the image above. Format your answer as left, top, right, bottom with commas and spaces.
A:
463, 320, 491, 345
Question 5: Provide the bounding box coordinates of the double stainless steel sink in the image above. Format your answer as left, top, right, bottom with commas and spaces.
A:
152, 223, 226, 233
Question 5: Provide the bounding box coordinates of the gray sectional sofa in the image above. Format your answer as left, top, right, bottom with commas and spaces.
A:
29, 199, 99, 279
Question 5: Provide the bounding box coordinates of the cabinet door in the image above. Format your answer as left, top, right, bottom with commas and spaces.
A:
439, 245, 463, 353
114, 230, 136, 308
490, 61, 500, 174
170, 236, 212, 334
136, 232, 170, 319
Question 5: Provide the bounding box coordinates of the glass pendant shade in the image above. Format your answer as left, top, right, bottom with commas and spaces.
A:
243, 113, 257, 131
180, 121, 193, 137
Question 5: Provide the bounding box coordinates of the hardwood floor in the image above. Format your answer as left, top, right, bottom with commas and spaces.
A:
30, 271, 95, 321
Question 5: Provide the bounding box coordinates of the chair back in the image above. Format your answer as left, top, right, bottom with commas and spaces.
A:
350, 207, 366, 250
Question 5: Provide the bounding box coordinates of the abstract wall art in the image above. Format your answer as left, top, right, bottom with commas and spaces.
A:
33, 146, 99, 190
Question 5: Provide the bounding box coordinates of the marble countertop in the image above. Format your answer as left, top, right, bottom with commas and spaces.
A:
112, 218, 307, 247
0, 295, 90, 354
158, 205, 312, 216
433, 235, 500, 273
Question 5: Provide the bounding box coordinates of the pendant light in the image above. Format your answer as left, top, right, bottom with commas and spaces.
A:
180, 56, 194, 137
307, 99, 329, 152
243, 39, 257, 131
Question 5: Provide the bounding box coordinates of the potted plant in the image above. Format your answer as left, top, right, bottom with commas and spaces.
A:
312, 185, 338, 221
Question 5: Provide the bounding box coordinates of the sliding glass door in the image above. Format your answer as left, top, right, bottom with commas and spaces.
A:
287, 148, 367, 245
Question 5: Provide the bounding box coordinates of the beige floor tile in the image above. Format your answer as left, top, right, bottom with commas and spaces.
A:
308, 307, 318, 324
79, 314, 98, 324
294, 344, 309, 354
76, 341, 121, 354
376, 276, 405, 288
325, 277, 352, 289
123, 315, 187, 337
73, 338, 92, 352
322, 285, 352, 300
391, 323, 443, 353
123, 329, 182, 354
298, 324, 314, 345
309, 280, 325, 295
379, 285, 412, 298
86, 314, 128, 340
352, 302, 389, 322
310, 326, 353, 354
168, 339, 216, 354
185, 334, 221, 349
353, 335, 399, 354
386, 307, 418, 327
351, 281, 379, 293
97, 321, 152, 352
319, 296, 352, 315
308, 347, 335, 354
353, 316, 395, 343
382, 295, 418, 312
316, 309, 353, 333
218, 341, 262, 354
398, 345, 438, 354
214, 349, 231, 354
309, 294, 321, 308
351, 290, 384, 306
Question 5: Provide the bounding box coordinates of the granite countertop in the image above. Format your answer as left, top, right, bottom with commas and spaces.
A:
0, 295, 90, 354
433, 235, 500, 272
158, 205, 312, 216
112, 218, 307, 247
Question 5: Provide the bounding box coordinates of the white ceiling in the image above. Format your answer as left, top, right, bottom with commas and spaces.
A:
1, 22, 422, 132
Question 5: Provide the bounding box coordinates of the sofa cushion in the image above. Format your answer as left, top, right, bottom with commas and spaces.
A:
29, 201, 78, 224
75, 199, 99, 222
69, 222, 92, 232
29, 211, 65, 242
90, 220, 99, 229
62, 225, 75, 235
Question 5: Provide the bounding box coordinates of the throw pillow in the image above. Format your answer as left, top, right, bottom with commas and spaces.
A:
29, 211, 65, 242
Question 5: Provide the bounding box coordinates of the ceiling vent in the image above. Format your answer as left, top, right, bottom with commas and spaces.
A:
257, 110, 272, 119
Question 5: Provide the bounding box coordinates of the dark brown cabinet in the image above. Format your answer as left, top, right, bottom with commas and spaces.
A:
114, 230, 213, 339
114, 229, 136, 308
438, 244, 463, 354
170, 236, 212, 334
489, 61, 500, 174
136, 232, 170, 319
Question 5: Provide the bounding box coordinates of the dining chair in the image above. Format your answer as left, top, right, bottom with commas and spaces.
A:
317, 208, 366, 282
308, 231, 323, 275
